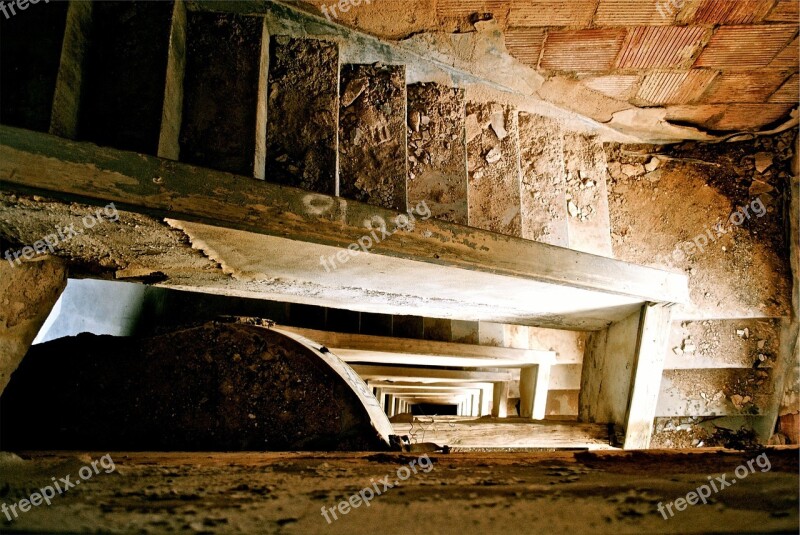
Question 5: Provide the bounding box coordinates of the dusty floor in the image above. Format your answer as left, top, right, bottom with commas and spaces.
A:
0, 449, 796, 534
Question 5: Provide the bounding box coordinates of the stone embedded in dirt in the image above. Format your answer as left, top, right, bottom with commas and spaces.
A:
607, 161, 623, 179
485, 147, 502, 164
749, 178, 774, 196
409, 110, 421, 132
730, 394, 752, 409
0, 322, 389, 451
341, 76, 369, 107
490, 111, 508, 140
644, 157, 661, 173
621, 163, 644, 177
465, 113, 481, 143
754, 152, 773, 173
736, 328, 750, 339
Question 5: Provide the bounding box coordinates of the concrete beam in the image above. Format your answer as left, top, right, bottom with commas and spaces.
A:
0, 126, 689, 331
351, 365, 512, 383
277, 326, 552, 368
519, 363, 552, 420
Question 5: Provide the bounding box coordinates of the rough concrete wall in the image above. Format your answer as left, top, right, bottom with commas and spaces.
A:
0, 257, 67, 395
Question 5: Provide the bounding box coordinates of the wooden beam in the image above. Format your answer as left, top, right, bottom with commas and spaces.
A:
157, 0, 187, 161
276, 326, 552, 367
392, 418, 613, 449
50, 0, 93, 139
351, 365, 512, 383
0, 126, 688, 311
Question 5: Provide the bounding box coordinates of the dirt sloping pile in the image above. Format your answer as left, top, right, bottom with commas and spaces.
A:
0, 322, 387, 451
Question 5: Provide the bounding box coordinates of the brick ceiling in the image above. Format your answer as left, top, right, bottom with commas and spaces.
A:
299, 0, 799, 133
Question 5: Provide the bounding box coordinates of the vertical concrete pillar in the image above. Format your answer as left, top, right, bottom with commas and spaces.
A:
386, 394, 395, 417
0, 258, 67, 395
492, 381, 509, 418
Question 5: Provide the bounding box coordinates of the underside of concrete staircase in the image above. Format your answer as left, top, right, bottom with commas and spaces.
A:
0, 0, 796, 455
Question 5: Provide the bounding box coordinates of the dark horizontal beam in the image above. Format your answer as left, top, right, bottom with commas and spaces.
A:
0, 125, 688, 305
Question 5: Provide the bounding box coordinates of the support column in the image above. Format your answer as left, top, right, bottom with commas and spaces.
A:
519, 362, 551, 420
386, 394, 395, 417
157, 0, 187, 161
492, 381, 509, 417
375, 388, 386, 413
50, 0, 93, 139
579, 303, 672, 449
471, 394, 480, 417
0, 258, 67, 395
